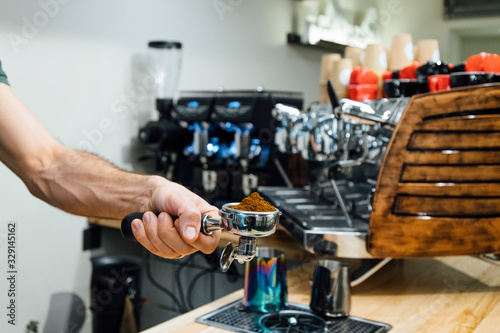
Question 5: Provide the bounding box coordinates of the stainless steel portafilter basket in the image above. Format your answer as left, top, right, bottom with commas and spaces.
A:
217, 203, 281, 271
121, 202, 281, 272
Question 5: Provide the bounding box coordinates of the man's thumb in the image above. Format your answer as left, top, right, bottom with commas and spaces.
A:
183, 225, 198, 241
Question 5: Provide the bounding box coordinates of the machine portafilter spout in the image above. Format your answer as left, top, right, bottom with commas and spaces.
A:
121, 203, 281, 272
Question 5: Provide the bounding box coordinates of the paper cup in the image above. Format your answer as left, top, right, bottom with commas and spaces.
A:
389, 34, 414, 70
363, 43, 387, 75
344, 46, 364, 68
320, 53, 342, 82
417, 39, 440, 64
331, 58, 353, 100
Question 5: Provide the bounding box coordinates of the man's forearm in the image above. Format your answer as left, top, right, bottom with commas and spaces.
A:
30, 146, 157, 219
0, 83, 159, 219
0, 73, 220, 258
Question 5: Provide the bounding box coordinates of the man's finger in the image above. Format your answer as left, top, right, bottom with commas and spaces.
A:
191, 230, 221, 254
131, 218, 161, 256
171, 199, 202, 243
157, 213, 198, 256
142, 212, 179, 257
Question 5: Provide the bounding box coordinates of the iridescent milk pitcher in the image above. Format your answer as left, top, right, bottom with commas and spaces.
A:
243, 247, 287, 313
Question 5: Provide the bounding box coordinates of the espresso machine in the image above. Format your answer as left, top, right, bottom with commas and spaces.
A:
138, 84, 303, 204
259, 97, 410, 284
207, 89, 303, 201
171, 90, 221, 198
262, 79, 500, 288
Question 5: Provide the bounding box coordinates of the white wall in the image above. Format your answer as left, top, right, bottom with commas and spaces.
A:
0, 1, 324, 332
460, 35, 500, 61
377, 0, 500, 64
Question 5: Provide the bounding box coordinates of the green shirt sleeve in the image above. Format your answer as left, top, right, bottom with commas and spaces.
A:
0, 60, 10, 86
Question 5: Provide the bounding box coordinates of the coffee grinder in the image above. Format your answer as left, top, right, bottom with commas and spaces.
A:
148, 40, 182, 117
138, 41, 191, 176
171, 90, 222, 198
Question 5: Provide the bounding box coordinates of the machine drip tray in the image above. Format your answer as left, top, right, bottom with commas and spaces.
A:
196, 299, 392, 333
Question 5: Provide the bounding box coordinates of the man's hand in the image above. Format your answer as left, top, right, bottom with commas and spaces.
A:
131, 176, 221, 259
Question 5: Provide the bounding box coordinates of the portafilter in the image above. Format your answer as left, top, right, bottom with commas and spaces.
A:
121, 203, 282, 272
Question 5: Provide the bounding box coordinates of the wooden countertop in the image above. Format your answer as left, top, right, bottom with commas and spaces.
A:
141, 256, 500, 333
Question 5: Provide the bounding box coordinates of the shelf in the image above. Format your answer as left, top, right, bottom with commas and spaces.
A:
287, 32, 346, 55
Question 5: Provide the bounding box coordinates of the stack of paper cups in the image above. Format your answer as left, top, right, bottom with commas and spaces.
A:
416, 39, 440, 64
389, 34, 414, 70
344, 46, 364, 68
362, 44, 387, 75
320, 53, 342, 82
363, 43, 387, 99
320, 53, 341, 103
331, 58, 353, 100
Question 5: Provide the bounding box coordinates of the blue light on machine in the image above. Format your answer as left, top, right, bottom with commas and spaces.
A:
252, 139, 260, 145
224, 122, 242, 134
228, 101, 241, 109
207, 143, 220, 153
187, 101, 199, 108
207, 138, 220, 154
229, 141, 238, 156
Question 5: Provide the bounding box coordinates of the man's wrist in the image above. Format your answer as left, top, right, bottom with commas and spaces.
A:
141, 175, 169, 213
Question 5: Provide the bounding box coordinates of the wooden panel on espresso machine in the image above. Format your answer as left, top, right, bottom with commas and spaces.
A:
368, 83, 500, 257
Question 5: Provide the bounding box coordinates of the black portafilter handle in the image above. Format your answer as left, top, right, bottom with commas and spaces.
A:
121, 212, 221, 242
327, 80, 340, 112
121, 212, 146, 242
